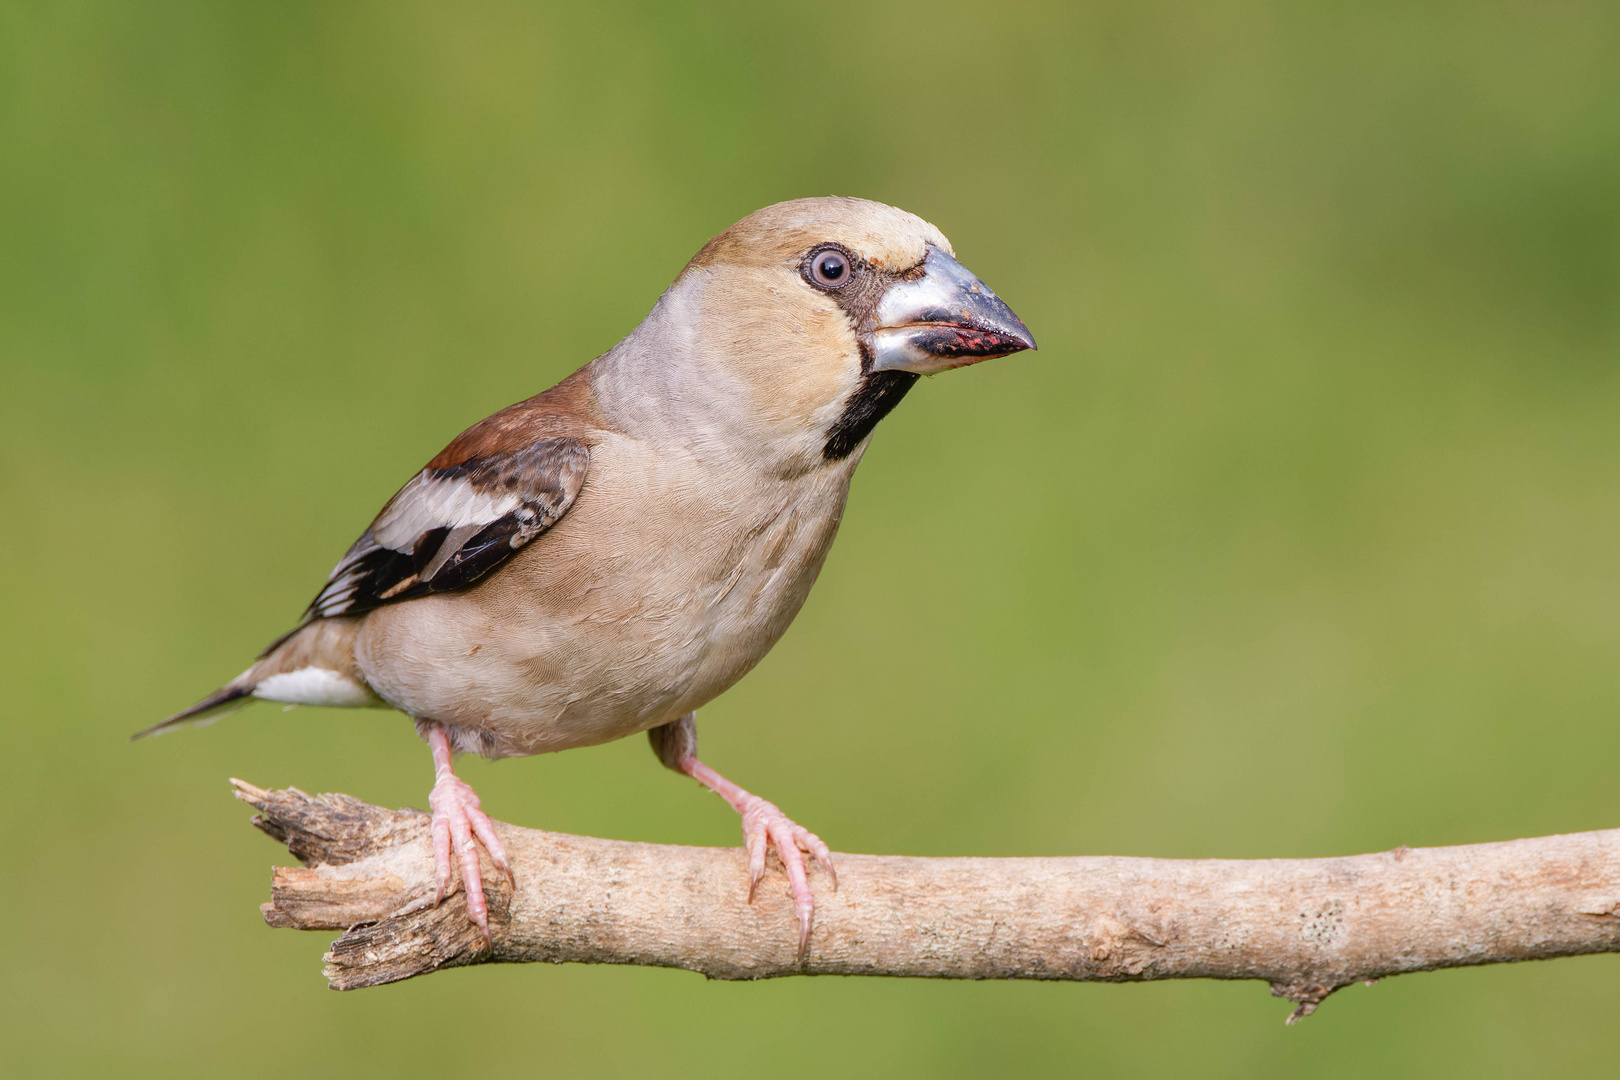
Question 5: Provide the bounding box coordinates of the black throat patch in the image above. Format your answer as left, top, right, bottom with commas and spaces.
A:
823, 370, 918, 460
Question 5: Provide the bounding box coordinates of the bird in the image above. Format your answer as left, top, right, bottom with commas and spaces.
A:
138, 197, 1036, 951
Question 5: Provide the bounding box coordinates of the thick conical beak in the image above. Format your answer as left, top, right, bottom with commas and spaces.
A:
869, 245, 1037, 375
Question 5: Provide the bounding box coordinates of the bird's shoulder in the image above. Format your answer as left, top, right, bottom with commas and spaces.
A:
426, 365, 612, 468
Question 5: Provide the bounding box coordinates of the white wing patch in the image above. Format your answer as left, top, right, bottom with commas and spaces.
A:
371, 471, 524, 551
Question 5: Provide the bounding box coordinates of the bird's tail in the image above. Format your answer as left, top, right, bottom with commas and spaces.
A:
131, 678, 257, 739
132, 617, 379, 741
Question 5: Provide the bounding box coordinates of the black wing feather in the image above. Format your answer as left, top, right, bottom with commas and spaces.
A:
305, 437, 589, 620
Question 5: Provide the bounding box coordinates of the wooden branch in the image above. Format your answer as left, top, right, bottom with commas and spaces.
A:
234, 780, 1620, 1021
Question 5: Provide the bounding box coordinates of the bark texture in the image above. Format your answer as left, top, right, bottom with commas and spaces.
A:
235, 780, 1620, 1021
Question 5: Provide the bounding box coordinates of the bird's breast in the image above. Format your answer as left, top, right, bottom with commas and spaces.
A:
354, 434, 857, 756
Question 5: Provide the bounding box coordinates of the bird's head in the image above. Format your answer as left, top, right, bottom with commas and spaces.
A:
597, 197, 1035, 474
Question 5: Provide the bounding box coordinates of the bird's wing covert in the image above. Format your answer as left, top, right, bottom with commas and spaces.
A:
306, 436, 590, 619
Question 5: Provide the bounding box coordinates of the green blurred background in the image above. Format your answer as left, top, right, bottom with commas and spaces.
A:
3, 0, 1619, 1075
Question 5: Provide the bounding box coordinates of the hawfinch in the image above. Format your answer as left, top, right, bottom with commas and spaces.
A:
141, 197, 1036, 949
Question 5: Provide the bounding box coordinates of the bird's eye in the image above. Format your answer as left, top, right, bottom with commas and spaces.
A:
805, 247, 851, 289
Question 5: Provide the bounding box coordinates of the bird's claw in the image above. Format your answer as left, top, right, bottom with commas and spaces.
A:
736, 795, 836, 957
428, 771, 512, 946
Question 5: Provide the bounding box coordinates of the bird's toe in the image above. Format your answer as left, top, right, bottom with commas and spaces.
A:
732, 795, 834, 957
427, 772, 503, 945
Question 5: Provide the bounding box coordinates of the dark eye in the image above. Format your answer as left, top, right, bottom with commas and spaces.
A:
806, 247, 851, 289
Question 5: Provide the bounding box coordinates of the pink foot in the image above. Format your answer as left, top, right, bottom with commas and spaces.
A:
423, 722, 512, 944
681, 756, 836, 956
737, 792, 837, 951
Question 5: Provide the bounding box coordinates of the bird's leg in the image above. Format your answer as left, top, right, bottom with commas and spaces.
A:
421, 719, 513, 945
648, 713, 836, 955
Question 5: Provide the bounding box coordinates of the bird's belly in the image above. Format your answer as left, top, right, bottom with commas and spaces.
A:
354, 455, 851, 758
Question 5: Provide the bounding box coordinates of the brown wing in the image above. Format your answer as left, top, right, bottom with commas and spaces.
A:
306, 436, 589, 619
306, 368, 607, 620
